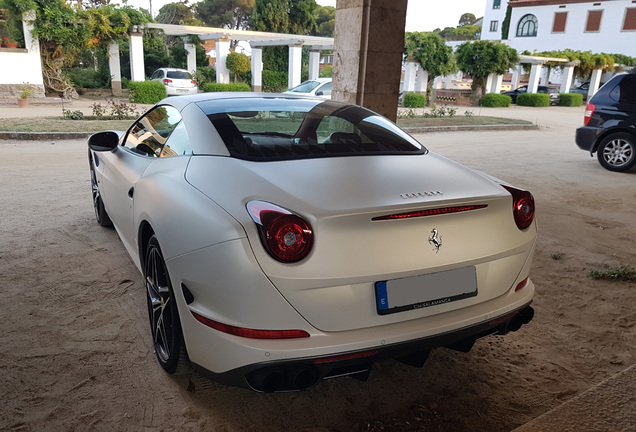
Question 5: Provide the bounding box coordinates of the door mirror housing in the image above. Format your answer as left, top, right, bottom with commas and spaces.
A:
88, 131, 120, 152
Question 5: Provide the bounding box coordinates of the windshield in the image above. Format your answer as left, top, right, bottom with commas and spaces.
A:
196, 97, 425, 161
289, 81, 323, 93
166, 71, 193, 80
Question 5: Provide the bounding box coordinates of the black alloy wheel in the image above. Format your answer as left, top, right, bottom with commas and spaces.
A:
89, 153, 112, 227
597, 133, 636, 172
144, 235, 188, 374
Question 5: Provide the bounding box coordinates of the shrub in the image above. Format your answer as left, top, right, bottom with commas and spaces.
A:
262, 70, 288, 92
403, 92, 426, 108
194, 66, 216, 87
65, 67, 110, 89
517, 93, 550, 107
128, 81, 167, 104
201, 82, 251, 92
479, 93, 512, 107
319, 65, 333, 77
558, 93, 584, 106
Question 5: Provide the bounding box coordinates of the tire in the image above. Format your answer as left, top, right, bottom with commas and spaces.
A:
596, 133, 636, 172
144, 235, 190, 374
89, 153, 112, 227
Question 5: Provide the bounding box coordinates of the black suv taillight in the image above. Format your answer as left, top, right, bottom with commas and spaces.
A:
247, 201, 314, 263
502, 185, 535, 230
584, 102, 595, 126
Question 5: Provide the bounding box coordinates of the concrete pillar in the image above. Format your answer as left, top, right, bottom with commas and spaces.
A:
185, 40, 197, 74
415, 70, 428, 93
433, 76, 443, 89
485, 74, 495, 94
402, 61, 417, 93
129, 32, 145, 82
288, 44, 303, 89
442, 74, 453, 88
215, 38, 230, 84
308, 50, 320, 80
589, 68, 603, 99
527, 64, 543, 93
251, 46, 263, 92
511, 65, 522, 89
332, 0, 408, 122
108, 42, 122, 96
491, 74, 504, 94
560, 64, 576, 94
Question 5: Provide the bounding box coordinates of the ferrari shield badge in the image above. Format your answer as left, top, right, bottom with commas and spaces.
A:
428, 228, 442, 253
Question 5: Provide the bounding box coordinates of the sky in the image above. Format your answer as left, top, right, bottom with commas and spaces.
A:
119, 0, 487, 33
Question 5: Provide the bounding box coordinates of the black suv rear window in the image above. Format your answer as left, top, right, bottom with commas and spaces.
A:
196, 97, 425, 161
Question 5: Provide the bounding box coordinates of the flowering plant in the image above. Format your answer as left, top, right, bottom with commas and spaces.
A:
4, 37, 17, 43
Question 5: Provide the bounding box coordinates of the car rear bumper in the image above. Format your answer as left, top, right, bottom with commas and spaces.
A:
166, 87, 198, 96
576, 126, 602, 153
194, 303, 535, 392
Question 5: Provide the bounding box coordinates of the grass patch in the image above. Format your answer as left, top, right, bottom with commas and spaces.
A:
588, 265, 636, 282
397, 116, 532, 128
0, 117, 134, 133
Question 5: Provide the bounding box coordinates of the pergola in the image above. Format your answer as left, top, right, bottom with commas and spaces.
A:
108, 23, 334, 95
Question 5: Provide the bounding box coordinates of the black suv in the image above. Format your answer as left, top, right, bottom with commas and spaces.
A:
575, 70, 636, 172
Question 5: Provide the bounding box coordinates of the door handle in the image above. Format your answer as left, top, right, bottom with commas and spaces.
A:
128, 187, 134, 198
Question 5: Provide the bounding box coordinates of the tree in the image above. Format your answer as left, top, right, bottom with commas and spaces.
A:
455, 40, 519, 104
226, 51, 251, 82
196, 0, 254, 30
405, 32, 456, 103
459, 13, 476, 26
156, 2, 196, 25
314, 5, 335, 37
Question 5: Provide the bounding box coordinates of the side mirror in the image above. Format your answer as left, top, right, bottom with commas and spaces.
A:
315, 91, 324, 96
88, 131, 119, 152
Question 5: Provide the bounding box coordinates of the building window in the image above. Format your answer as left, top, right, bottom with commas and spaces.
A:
552, 12, 568, 33
493, 0, 501, 9
490, 20, 499, 32
623, 8, 636, 31
516, 14, 538, 37
585, 10, 603, 32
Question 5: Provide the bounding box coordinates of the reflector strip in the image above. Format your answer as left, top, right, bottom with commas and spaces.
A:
191, 311, 310, 339
515, 277, 529, 292
372, 205, 487, 221
314, 350, 378, 364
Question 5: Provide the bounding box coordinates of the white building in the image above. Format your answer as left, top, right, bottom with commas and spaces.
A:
481, 0, 636, 57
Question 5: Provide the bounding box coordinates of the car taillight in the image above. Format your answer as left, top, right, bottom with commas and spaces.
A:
502, 185, 535, 230
584, 103, 595, 126
247, 201, 314, 263
163, 79, 172, 84
191, 80, 196, 85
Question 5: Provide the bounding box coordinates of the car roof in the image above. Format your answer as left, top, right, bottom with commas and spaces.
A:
157, 92, 327, 111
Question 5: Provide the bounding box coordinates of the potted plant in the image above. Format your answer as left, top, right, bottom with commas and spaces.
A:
3, 37, 19, 49
18, 83, 34, 108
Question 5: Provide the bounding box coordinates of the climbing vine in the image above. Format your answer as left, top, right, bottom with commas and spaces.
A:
3, 0, 148, 99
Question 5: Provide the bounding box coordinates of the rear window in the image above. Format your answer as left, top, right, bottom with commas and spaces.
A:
166, 70, 192, 80
289, 81, 323, 94
196, 97, 425, 161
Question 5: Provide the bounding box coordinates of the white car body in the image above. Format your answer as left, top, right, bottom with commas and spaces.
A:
150, 67, 198, 96
88, 93, 536, 392
283, 78, 332, 99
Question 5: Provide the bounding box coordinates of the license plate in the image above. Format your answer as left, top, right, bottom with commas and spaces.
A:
177, 89, 188, 93
375, 266, 477, 315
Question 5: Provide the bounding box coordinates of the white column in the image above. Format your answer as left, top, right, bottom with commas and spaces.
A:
560, 65, 575, 94
442, 74, 453, 88
215, 38, 230, 84
402, 61, 417, 93
491, 74, 504, 94
185, 40, 197, 74
308, 50, 320, 80
251, 46, 263, 92
109, 42, 122, 96
433, 76, 443, 89
415, 70, 428, 93
527, 64, 543, 93
589, 68, 603, 99
129, 32, 145, 82
511, 65, 522, 89
485, 74, 495, 94
288, 45, 303, 89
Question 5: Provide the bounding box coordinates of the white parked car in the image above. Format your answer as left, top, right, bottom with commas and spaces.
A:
88, 93, 536, 392
149, 67, 198, 96
283, 78, 332, 98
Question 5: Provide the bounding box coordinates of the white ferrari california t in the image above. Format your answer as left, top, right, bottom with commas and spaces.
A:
88, 93, 536, 392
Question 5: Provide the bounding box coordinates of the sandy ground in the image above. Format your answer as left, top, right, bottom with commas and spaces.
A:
0, 105, 634, 431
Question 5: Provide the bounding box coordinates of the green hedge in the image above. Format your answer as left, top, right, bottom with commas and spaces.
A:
517, 92, 550, 107
558, 93, 584, 106
479, 93, 512, 107
262, 70, 288, 92
128, 81, 167, 104
403, 92, 426, 108
201, 82, 251, 92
